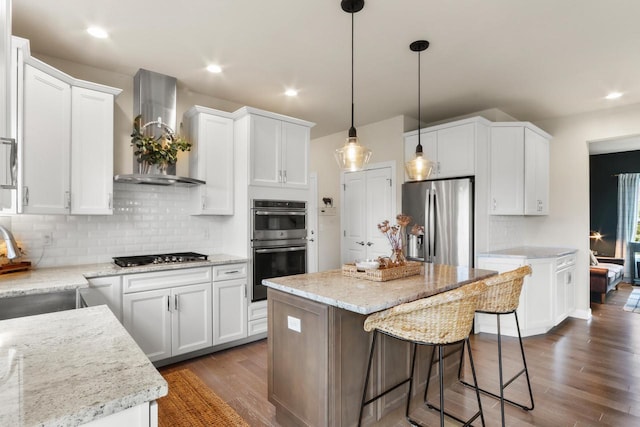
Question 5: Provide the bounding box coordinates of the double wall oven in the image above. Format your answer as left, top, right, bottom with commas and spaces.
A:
251, 200, 307, 302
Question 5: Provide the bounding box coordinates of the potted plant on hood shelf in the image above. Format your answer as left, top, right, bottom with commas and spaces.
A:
130, 115, 192, 174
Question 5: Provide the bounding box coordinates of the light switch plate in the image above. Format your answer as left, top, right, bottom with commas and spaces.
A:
287, 315, 301, 333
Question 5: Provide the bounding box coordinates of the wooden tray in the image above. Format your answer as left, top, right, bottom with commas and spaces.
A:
342, 261, 423, 282
0, 261, 32, 275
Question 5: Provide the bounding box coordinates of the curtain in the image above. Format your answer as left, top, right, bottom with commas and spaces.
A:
615, 173, 640, 278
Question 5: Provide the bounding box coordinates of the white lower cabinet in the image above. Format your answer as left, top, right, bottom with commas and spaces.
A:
212, 263, 247, 345
476, 250, 576, 337
248, 300, 268, 336
122, 267, 212, 362
82, 401, 156, 427
87, 275, 122, 321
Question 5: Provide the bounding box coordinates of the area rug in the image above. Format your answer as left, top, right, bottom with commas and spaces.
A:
623, 288, 640, 313
158, 369, 249, 427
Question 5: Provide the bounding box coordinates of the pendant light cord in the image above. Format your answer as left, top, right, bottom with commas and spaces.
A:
349, 10, 356, 137
417, 49, 422, 149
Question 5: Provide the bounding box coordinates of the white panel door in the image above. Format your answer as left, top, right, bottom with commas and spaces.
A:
71, 87, 113, 214
123, 288, 172, 362
281, 121, 309, 188
364, 167, 394, 260
22, 64, 71, 214
172, 283, 212, 356
250, 114, 281, 186
193, 112, 234, 215
437, 123, 475, 178
489, 126, 524, 214
342, 171, 367, 263
213, 278, 247, 344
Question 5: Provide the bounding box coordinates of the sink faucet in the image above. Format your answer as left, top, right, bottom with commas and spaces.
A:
0, 225, 20, 260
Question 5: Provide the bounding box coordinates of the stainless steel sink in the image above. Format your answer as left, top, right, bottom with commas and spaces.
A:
0, 290, 77, 320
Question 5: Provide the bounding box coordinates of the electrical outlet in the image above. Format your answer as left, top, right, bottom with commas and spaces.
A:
43, 232, 53, 247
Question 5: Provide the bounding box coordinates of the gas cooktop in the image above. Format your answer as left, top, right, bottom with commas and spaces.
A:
113, 252, 208, 268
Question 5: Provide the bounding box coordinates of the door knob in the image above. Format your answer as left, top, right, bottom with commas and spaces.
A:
366, 242, 373, 246
356, 241, 365, 246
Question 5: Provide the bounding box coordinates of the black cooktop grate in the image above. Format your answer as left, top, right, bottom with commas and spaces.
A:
113, 252, 208, 267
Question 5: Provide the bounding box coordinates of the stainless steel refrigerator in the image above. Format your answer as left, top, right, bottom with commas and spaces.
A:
401, 177, 473, 266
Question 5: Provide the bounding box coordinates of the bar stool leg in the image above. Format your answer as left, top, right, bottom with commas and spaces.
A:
358, 330, 378, 427
465, 337, 486, 427
514, 312, 535, 410
405, 343, 418, 422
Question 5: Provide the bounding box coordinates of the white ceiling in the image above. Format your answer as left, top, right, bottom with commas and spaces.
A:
11, 0, 640, 138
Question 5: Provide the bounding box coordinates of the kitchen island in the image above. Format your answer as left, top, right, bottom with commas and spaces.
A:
0, 305, 167, 426
263, 264, 496, 427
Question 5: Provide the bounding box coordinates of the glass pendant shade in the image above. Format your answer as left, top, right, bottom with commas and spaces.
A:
335, 135, 372, 172
404, 149, 433, 181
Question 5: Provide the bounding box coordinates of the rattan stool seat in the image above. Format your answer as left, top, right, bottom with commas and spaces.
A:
358, 281, 488, 427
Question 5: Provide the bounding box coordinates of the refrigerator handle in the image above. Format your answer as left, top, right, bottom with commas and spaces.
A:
430, 192, 436, 260
425, 188, 431, 261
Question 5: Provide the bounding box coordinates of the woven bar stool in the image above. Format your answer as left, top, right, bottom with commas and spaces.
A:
357, 281, 487, 427
458, 265, 534, 427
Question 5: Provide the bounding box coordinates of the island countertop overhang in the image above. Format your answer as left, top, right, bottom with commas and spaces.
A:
262, 264, 497, 315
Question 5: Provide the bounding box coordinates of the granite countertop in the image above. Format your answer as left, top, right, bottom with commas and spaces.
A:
0, 253, 247, 298
477, 246, 577, 259
0, 305, 167, 426
263, 264, 497, 315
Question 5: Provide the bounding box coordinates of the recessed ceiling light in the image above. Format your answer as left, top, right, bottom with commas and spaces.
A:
285, 89, 298, 97
605, 92, 623, 100
86, 26, 108, 39
206, 64, 222, 74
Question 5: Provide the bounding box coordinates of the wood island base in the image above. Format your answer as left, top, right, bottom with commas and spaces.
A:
267, 288, 463, 427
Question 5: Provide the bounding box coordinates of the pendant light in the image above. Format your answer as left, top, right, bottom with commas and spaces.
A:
405, 40, 433, 181
334, 0, 372, 172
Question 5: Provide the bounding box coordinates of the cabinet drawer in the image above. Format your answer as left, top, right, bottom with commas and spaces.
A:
123, 267, 212, 294
249, 300, 268, 321
213, 263, 247, 281
248, 318, 268, 336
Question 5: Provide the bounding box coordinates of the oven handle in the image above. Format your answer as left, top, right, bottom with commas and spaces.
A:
255, 246, 306, 254
254, 210, 306, 216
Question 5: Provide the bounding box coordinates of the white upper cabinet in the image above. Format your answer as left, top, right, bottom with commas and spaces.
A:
236, 108, 314, 189
0, 0, 9, 139
489, 123, 551, 215
404, 118, 488, 181
17, 41, 121, 215
185, 106, 234, 215
71, 87, 114, 214
22, 64, 71, 214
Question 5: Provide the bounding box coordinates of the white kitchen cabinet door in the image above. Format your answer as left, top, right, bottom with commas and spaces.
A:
123, 288, 172, 362
436, 123, 475, 178
88, 275, 122, 321
489, 126, 525, 215
342, 166, 394, 264
71, 86, 114, 214
213, 278, 247, 345
524, 128, 549, 215
250, 114, 281, 186
22, 64, 71, 214
554, 255, 576, 323
186, 108, 234, 215
489, 123, 551, 216
172, 282, 213, 356
0, 0, 8, 140
281, 121, 309, 188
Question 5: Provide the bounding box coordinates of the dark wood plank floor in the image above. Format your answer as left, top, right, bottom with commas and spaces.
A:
160, 283, 640, 426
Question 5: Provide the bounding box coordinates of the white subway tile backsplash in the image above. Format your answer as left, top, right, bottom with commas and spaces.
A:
6, 183, 226, 268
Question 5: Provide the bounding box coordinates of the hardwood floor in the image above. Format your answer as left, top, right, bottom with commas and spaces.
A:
160, 283, 640, 426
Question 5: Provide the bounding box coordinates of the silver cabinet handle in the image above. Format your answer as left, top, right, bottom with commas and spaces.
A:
167, 295, 171, 312
278, 170, 282, 183
65, 191, 71, 209
493, 198, 497, 211
0, 137, 17, 189
308, 238, 315, 242
174, 295, 179, 311
283, 170, 287, 183
224, 270, 240, 274
23, 186, 29, 206
108, 193, 112, 209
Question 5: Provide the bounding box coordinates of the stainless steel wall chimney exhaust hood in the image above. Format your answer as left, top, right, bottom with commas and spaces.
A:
114, 69, 204, 186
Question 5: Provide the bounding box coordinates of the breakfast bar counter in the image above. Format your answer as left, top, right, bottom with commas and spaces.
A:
263, 264, 496, 427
